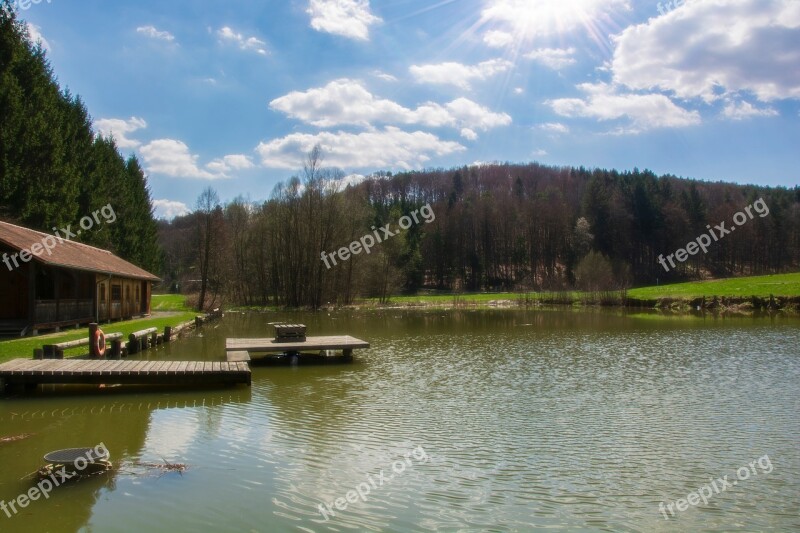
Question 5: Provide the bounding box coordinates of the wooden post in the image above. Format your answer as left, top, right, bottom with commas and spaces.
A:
164, 326, 172, 342
110, 339, 122, 360
89, 323, 98, 358
150, 331, 158, 348
128, 334, 139, 355
195, 316, 203, 328
43, 345, 54, 359
33, 348, 43, 360
343, 348, 353, 361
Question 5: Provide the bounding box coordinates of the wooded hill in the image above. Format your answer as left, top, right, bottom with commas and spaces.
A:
0, 2, 160, 273
159, 154, 800, 309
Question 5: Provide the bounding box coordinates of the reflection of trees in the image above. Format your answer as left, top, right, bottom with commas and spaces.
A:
0, 390, 249, 532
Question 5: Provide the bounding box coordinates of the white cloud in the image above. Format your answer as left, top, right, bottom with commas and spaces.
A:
612, 0, 800, 102
442, 97, 512, 131
340, 173, 366, 188
206, 154, 256, 175
94, 117, 147, 149
548, 82, 700, 134
409, 59, 512, 90
460, 128, 478, 141
153, 199, 190, 219
217, 26, 268, 55
532, 149, 548, 157
269, 79, 510, 136
256, 127, 465, 170
514, 87, 524, 95
307, 0, 381, 41
26, 23, 50, 52
372, 70, 398, 82
140, 139, 226, 180
136, 25, 175, 42
538, 122, 569, 134
722, 100, 779, 120
483, 30, 514, 48
481, 0, 630, 41
525, 47, 576, 70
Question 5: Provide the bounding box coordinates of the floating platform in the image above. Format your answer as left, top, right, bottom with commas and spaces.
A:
226, 335, 369, 363
0, 359, 251, 390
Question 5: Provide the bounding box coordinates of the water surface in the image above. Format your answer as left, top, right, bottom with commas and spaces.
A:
1, 310, 798, 532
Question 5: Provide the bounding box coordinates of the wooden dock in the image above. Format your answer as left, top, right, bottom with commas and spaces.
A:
226, 335, 369, 363
0, 359, 251, 389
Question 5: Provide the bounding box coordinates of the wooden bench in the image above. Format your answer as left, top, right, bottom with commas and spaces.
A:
40, 332, 124, 360
127, 327, 159, 354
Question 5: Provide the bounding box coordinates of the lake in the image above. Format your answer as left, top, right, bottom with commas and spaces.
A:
1, 309, 798, 532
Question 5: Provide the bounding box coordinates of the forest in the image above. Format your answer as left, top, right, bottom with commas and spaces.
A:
159, 146, 800, 309
0, 2, 161, 273
2, 2, 799, 310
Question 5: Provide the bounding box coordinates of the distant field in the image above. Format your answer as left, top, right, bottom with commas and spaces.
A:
0, 294, 196, 363
368, 272, 800, 307
626, 272, 800, 299
150, 293, 193, 312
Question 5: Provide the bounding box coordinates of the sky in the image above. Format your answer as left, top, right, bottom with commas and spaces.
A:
16, 0, 800, 218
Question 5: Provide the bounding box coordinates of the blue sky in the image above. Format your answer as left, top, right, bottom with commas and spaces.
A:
17, 0, 800, 218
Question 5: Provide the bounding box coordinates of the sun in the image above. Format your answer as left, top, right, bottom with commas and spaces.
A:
478, 0, 629, 58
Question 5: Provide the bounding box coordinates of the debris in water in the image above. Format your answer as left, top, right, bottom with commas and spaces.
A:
0, 433, 33, 444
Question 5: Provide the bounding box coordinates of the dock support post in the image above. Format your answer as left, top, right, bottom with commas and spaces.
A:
89, 323, 98, 358
151, 332, 158, 348
110, 339, 122, 360
33, 348, 43, 360
343, 348, 353, 361
128, 334, 140, 355
164, 326, 172, 342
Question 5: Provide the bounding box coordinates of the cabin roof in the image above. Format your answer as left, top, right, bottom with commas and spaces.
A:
0, 220, 160, 282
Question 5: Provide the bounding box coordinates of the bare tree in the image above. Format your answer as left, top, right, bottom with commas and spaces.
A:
195, 187, 221, 311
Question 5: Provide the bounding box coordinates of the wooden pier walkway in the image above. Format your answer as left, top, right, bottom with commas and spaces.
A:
226, 335, 369, 363
0, 359, 251, 389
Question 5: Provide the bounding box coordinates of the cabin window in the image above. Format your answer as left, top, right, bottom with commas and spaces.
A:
111, 284, 122, 302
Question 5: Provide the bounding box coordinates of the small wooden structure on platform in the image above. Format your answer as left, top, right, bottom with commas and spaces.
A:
226, 324, 369, 365
0, 359, 251, 390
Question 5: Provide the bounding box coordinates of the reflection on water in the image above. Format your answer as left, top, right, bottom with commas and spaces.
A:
0, 309, 798, 532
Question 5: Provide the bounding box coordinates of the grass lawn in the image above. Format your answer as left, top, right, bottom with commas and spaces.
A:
0, 294, 197, 363
626, 272, 800, 299
364, 272, 800, 307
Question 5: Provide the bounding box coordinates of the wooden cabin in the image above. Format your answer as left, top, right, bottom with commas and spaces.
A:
0, 220, 160, 336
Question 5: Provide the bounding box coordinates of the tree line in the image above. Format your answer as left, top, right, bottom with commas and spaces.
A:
159, 148, 800, 309
0, 2, 160, 273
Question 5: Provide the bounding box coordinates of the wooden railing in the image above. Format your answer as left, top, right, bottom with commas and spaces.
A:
34, 299, 93, 323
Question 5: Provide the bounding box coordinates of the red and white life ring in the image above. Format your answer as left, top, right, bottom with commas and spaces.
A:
94, 328, 106, 358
